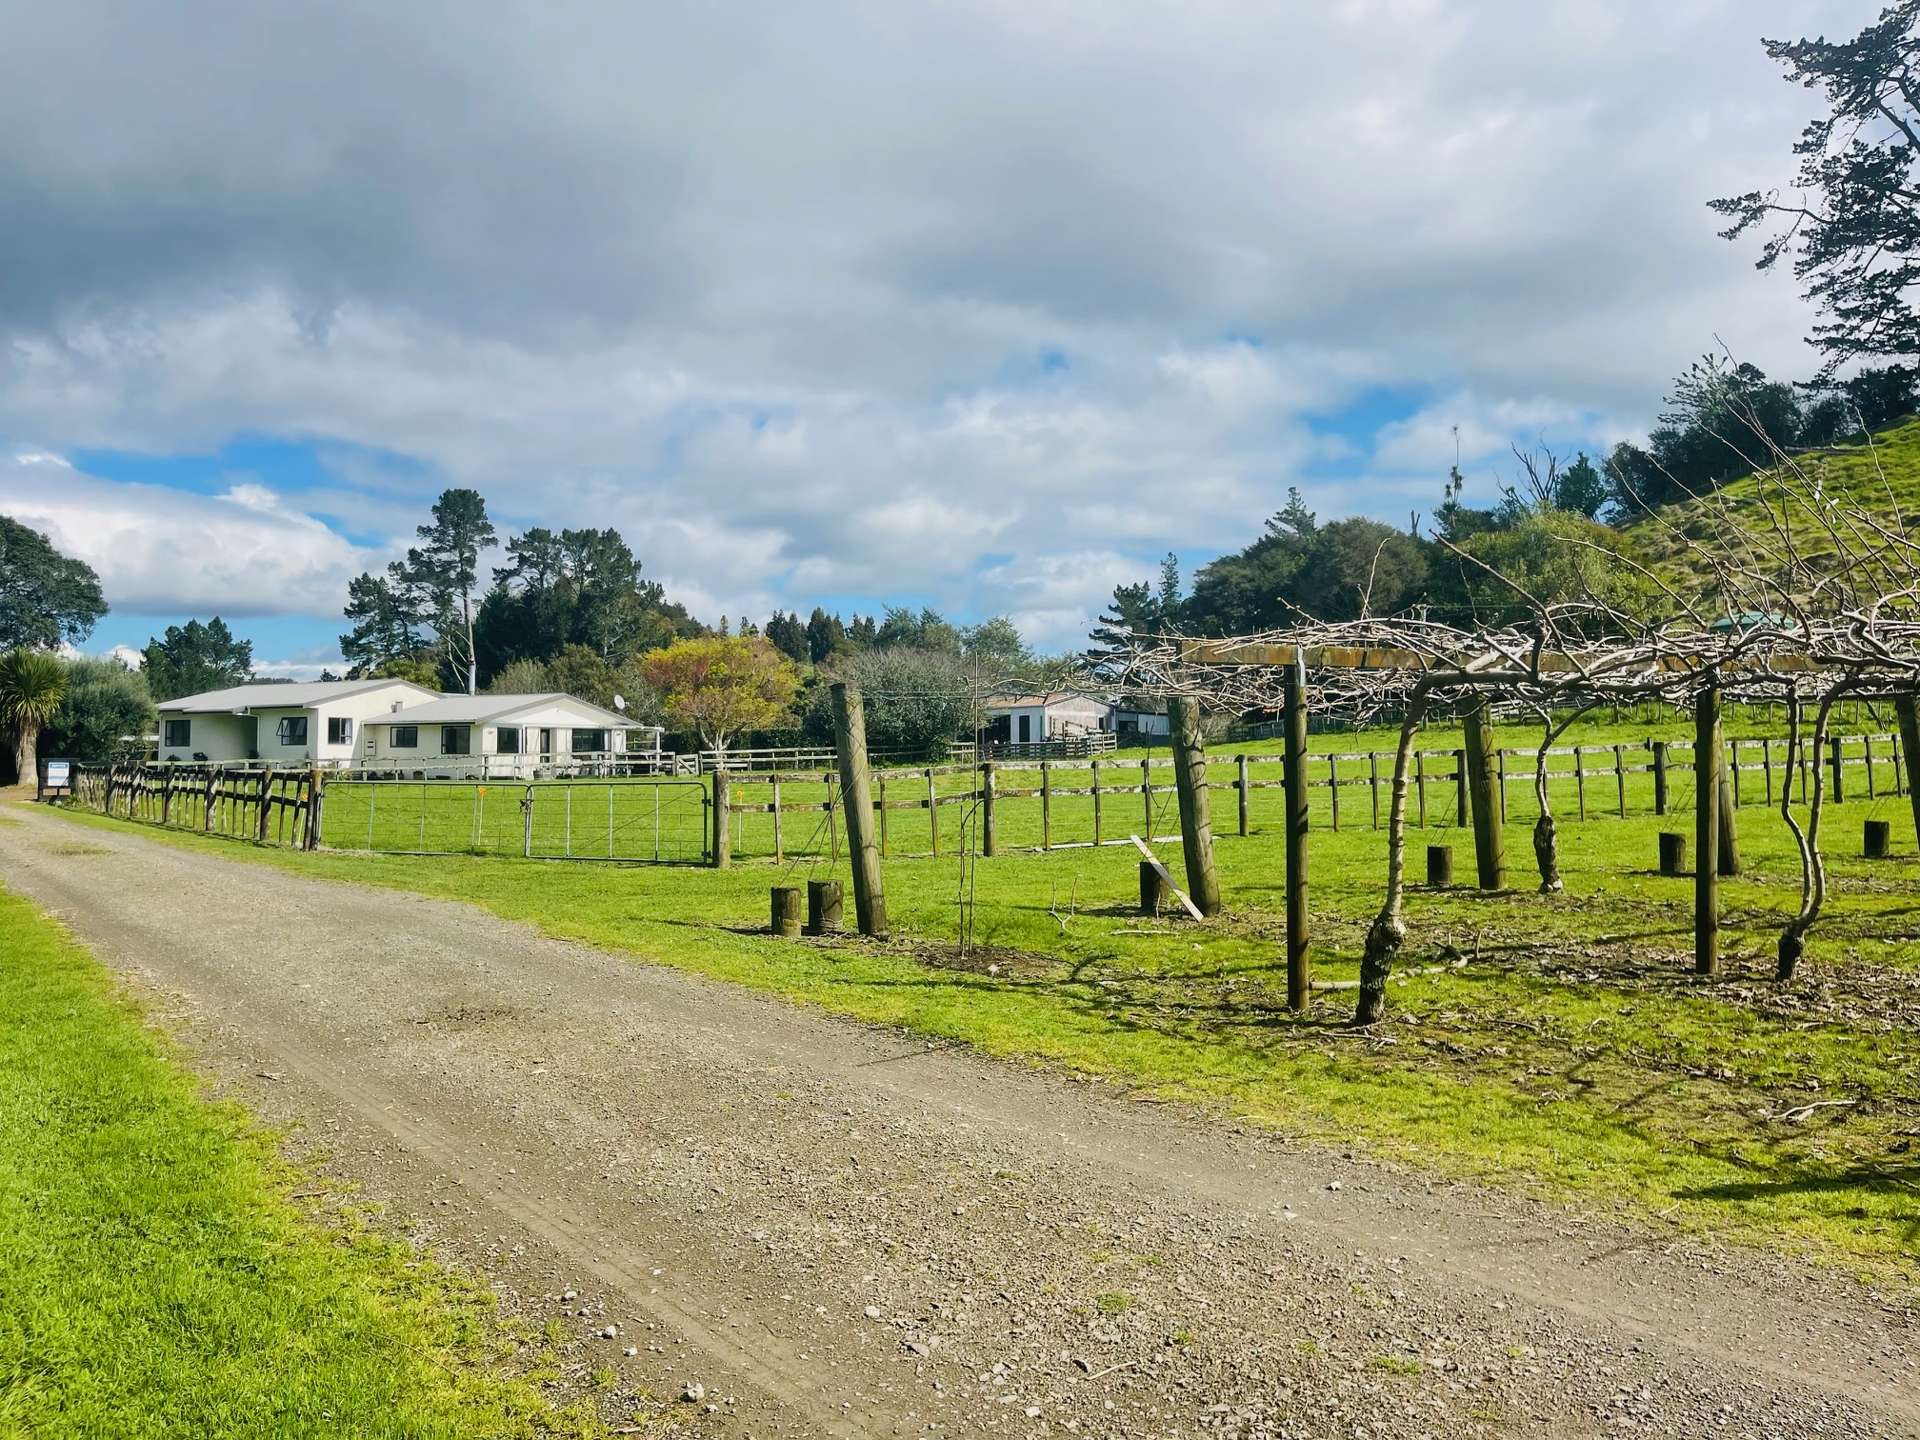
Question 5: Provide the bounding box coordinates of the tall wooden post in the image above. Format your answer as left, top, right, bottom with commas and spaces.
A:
1454, 748, 1468, 828
256, 767, 274, 844
1829, 733, 1845, 803
1899, 697, 1920, 849
1236, 754, 1250, 837
711, 766, 731, 869
1039, 761, 1053, 850
829, 681, 886, 936
1282, 655, 1310, 1011
1695, 686, 1720, 976
1462, 700, 1504, 890
1091, 758, 1103, 845
1716, 741, 1741, 877
980, 761, 997, 857
1652, 740, 1669, 815
1167, 697, 1222, 917
305, 766, 325, 850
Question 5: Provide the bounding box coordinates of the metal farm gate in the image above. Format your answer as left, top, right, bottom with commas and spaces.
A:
321, 777, 711, 864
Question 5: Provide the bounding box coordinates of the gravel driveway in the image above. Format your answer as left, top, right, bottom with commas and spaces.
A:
2, 806, 1913, 1439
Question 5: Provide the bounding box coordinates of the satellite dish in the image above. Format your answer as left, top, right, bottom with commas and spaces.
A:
612, 693, 627, 712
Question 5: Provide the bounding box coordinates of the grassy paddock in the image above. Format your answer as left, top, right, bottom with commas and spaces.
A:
39, 705, 1920, 1287
0, 885, 599, 1439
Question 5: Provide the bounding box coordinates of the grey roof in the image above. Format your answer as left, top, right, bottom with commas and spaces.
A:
361, 692, 642, 728
157, 678, 430, 712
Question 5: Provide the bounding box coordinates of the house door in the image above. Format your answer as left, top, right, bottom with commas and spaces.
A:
1017, 714, 1031, 743
541, 727, 556, 760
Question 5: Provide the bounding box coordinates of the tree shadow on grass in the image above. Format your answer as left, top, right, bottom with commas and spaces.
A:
1674, 1160, 1920, 1248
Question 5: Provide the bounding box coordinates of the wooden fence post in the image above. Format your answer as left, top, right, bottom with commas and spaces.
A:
1574, 745, 1586, 821
1091, 758, 1104, 845
1140, 756, 1153, 836
1716, 742, 1741, 877
306, 767, 326, 849
1695, 686, 1720, 976
1462, 700, 1504, 890
255, 766, 273, 844
160, 769, 174, 827
1900, 697, 1920, 847
1283, 654, 1310, 1011
1369, 751, 1381, 829
1829, 733, 1845, 803
1652, 740, 1669, 815
1167, 697, 1221, 917
1762, 737, 1774, 806
1415, 750, 1427, 828
1040, 761, 1053, 851
1236, 754, 1250, 837
829, 681, 886, 937
711, 766, 730, 869
927, 767, 940, 856
203, 768, 216, 834
1496, 747, 1508, 822
878, 775, 889, 858
1613, 744, 1627, 818
1328, 753, 1341, 832
1454, 747, 1468, 828
980, 761, 997, 858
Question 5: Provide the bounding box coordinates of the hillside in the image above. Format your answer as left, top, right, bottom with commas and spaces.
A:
1620, 416, 1920, 593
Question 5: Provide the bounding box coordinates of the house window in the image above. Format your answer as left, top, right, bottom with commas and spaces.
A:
496, 726, 521, 755
327, 716, 353, 745
392, 725, 418, 748
442, 725, 471, 755
570, 728, 606, 753
276, 716, 309, 746
164, 718, 191, 748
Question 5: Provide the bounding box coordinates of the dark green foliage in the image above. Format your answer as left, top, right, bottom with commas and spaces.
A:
339, 572, 424, 676
805, 607, 847, 663
392, 489, 495, 694
1713, 3, 1920, 369
765, 610, 809, 663
874, 606, 961, 653
472, 524, 699, 684
141, 618, 253, 701
0, 516, 106, 652
800, 647, 975, 755
43, 658, 156, 762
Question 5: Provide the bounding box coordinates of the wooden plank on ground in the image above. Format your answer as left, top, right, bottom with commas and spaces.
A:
1128, 834, 1204, 921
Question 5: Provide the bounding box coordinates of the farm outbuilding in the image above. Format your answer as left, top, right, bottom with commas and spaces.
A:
981, 692, 1110, 745
156, 679, 440, 765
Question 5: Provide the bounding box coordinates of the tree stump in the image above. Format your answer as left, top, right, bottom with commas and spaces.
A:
1425, 844, 1453, 887
805, 879, 844, 935
1138, 860, 1170, 915
1865, 819, 1892, 859
1658, 832, 1687, 876
771, 885, 803, 936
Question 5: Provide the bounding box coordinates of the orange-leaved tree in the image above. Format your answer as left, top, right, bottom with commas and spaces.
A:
641, 636, 797, 752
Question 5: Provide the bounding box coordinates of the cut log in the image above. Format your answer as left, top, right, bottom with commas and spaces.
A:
771, 885, 803, 936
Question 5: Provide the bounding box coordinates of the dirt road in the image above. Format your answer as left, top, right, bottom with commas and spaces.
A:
1, 805, 1913, 1438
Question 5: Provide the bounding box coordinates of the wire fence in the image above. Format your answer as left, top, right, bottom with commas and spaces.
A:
318, 777, 711, 863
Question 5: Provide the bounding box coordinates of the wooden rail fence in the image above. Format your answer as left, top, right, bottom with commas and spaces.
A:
709, 730, 1910, 863
68, 762, 323, 849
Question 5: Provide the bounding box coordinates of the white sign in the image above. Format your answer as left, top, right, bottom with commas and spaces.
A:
44, 759, 70, 788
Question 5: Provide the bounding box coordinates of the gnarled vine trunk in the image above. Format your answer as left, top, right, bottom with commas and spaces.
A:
1529, 706, 1592, 893
1777, 688, 1840, 982
1355, 686, 1431, 1025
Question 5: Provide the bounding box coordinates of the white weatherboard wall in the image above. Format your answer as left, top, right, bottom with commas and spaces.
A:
157, 711, 254, 762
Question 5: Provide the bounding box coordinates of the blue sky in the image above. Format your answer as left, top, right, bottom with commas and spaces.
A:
0, 1, 1838, 674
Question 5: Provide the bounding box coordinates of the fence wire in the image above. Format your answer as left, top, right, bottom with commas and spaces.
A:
320, 778, 710, 863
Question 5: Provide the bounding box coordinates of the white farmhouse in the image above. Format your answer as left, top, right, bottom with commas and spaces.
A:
357, 692, 660, 777
156, 679, 440, 766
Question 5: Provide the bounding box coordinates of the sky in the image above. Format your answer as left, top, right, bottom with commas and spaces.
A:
0, 0, 1857, 675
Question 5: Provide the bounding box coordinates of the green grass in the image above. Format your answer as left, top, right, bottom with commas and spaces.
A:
1622, 414, 1920, 580
38, 706, 1920, 1288
0, 885, 598, 1439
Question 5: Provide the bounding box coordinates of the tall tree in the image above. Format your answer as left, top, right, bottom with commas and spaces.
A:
1713, 3, 1920, 370
339, 572, 424, 675
141, 618, 253, 701
764, 610, 810, 663
805, 607, 847, 663
0, 648, 66, 784
395, 488, 495, 695
0, 516, 107, 652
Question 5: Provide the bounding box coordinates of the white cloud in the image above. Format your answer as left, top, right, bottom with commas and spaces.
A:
0, 454, 369, 616
0, 0, 1860, 641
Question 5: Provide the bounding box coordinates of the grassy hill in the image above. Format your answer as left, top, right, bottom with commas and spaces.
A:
1620, 416, 1920, 590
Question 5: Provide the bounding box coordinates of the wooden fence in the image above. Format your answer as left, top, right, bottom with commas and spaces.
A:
68, 762, 323, 849
709, 730, 1912, 863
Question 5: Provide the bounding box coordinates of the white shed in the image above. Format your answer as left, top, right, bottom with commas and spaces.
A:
981, 692, 1111, 746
